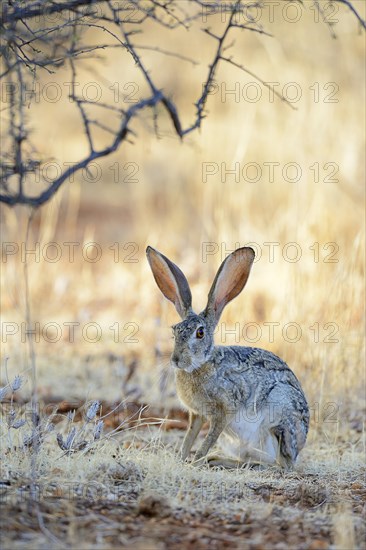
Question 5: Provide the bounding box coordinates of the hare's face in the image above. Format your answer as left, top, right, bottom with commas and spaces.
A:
171, 313, 214, 373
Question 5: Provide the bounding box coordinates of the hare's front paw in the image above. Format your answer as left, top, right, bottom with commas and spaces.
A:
191, 452, 208, 467
178, 449, 192, 463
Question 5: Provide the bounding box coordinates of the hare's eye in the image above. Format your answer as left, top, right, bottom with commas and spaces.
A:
196, 327, 204, 339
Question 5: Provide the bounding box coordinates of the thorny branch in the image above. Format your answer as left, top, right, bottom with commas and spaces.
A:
0, 0, 365, 207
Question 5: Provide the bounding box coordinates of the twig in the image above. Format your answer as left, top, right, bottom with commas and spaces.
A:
335, 0, 366, 29
36, 505, 67, 548
220, 56, 297, 110
23, 210, 40, 506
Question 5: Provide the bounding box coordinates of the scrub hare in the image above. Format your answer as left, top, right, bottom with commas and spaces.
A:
146, 246, 309, 469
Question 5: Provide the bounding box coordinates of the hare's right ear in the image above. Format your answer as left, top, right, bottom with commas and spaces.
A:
146, 246, 192, 320
203, 247, 255, 327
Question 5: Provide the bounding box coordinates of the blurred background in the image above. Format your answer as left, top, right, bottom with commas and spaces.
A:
1, 2, 365, 442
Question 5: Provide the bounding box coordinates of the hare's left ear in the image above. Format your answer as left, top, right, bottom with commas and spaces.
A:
203, 247, 255, 326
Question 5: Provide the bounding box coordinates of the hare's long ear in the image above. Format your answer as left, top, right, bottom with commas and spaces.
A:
146, 246, 192, 320
203, 247, 255, 326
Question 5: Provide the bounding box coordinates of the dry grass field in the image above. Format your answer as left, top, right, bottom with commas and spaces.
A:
1, 2, 365, 548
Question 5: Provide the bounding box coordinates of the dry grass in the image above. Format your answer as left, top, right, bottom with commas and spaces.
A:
1, 3, 365, 549
1, 422, 365, 548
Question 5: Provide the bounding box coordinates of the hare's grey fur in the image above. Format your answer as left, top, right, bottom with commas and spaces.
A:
146, 246, 309, 469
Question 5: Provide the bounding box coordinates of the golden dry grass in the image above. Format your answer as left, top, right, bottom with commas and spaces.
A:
0, 2, 365, 548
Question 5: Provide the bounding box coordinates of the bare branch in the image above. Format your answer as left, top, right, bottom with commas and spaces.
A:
1, 93, 163, 206
1, 0, 102, 25
1, 0, 364, 207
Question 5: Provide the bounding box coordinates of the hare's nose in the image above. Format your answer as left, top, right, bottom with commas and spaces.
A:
171, 354, 179, 367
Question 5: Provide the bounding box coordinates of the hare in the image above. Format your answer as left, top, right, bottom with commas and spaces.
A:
146, 246, 309, 469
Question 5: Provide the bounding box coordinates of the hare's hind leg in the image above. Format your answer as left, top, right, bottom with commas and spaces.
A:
267, 383, 309, 467
181, 412, 204, 460
206, 455, 246, 469
218, 423, 284, 469
206, 455, 266, 469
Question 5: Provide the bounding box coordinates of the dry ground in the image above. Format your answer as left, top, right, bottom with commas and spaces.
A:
0, 390, 365, 549
1, 415, 365, 550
